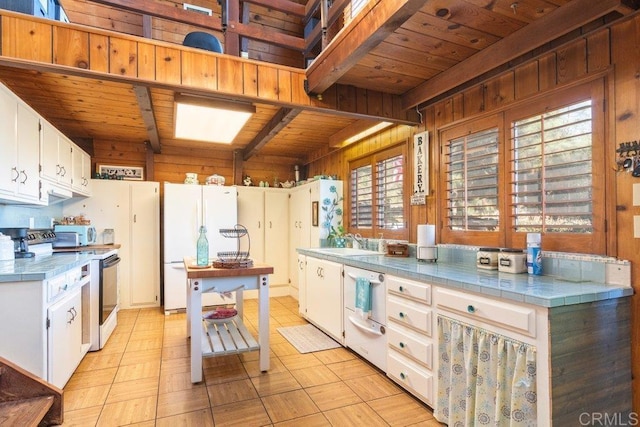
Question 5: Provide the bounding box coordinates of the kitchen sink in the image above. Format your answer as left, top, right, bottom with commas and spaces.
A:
309, 247, 378, 256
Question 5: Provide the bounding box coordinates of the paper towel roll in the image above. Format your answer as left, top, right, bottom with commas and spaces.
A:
417, 224, 435, 247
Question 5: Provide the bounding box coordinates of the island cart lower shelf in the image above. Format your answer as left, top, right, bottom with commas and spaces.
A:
200, 317, 259, 356
184, 258, 274, 383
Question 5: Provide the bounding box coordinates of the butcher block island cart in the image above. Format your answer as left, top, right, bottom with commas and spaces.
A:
184, 258, 273, 383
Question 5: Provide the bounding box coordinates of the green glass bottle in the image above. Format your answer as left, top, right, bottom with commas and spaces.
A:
196, 225, 209, 266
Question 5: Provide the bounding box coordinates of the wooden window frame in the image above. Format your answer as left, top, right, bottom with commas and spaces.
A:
439, 79, 607, 254
348, 143, 409, 241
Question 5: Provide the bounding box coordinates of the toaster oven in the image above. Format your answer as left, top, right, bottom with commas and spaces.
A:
54, 225, 97, 246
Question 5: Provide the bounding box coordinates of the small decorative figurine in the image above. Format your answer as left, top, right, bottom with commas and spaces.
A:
243, 176, 253, 186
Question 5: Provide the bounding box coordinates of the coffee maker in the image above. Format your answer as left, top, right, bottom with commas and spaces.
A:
0, 228, 34, 258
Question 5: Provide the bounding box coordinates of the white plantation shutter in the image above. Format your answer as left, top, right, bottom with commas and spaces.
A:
445, 128, 500, 231
350, 165, 373, 228
376, 154, 404, 229
349, 145, 407, 238
510, 100, 593, 234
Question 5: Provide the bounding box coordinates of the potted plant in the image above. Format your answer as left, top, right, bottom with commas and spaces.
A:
327, 224, 346, 248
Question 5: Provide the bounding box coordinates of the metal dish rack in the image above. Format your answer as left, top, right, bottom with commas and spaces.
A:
213, 224, 253, 268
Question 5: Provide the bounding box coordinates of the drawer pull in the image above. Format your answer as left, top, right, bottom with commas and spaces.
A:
400, 372, 407, 380
467, 305, 476, 313
399, 312, 406, 318
398, 286, 404, 292
399, 342, 405, 348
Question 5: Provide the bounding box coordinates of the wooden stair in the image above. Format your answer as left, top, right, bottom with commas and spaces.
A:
0, 357, 63, 426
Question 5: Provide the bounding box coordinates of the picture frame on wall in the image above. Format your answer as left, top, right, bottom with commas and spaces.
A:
97, 164, 144, 181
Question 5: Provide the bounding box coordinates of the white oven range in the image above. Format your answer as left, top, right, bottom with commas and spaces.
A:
343, 265, 387, 371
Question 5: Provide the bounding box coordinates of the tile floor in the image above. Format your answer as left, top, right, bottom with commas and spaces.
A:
62, 296, 442, 426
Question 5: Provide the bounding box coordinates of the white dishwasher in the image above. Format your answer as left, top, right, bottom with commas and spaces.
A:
343, 265, 387, 371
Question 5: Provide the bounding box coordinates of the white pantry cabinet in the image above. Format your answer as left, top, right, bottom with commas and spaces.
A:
236, 186, 289, 296
63, 180, 160, 309
0, 82, 44, 205
288, 184, 311, 294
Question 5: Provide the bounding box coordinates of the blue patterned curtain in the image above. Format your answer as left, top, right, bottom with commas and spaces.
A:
435, 316, 537, 426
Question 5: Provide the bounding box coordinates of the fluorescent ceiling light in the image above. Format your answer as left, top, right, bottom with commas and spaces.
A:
174, 95, 255, 144
343, 121, 393, 145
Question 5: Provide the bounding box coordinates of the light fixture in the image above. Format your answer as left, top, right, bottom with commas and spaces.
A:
342, 121, 393, 145
174, 94, 255, 144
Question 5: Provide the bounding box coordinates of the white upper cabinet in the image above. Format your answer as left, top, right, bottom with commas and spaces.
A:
71, 143, 92, 196
41, 119, 72, 189
0, 83, 45, 205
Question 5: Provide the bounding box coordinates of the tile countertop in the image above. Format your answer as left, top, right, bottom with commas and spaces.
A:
0, 247, 117, 282
298, 248, 634, 308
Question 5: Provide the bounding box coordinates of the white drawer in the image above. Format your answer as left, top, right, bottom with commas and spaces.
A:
388, 322, 432, 369
47, 273, 70, 301
387, 349, 433, 406
435, 287, 536, 338
387, 275, 431, 304
66, 267, 83, 286
387, 294, 432, 335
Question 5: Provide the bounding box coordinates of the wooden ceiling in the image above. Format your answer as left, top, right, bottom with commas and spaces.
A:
0, 0, 637, 163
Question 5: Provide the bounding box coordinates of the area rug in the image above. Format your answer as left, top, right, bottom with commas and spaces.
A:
277, 324, 341, 354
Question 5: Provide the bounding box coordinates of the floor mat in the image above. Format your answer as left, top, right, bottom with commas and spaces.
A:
277, 324, 341, 354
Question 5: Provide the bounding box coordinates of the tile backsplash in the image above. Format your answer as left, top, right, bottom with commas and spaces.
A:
436, 244, 631, 287
0, 204, 62, 229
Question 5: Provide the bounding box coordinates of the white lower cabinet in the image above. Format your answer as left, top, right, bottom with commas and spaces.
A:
386, 275, 434, 406
0, 264, 91, 389
296, 254, 306, 313
304, 256, 343, 343
48, 287, 83, 388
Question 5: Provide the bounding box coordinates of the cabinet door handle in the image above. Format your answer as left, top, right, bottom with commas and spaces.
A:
20, 170, 27, 184
258, 221, 261, 229
56, 164, 62, 175
60, 166, 66, 177
11, 167, 19, 182
269, 221, 272, 229
467, 305, 476, 313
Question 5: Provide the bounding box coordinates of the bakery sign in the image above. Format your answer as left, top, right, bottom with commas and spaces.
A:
411, 131, 428, 205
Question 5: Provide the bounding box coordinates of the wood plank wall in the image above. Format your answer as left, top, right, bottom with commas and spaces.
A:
307, 14, 640, 412
61, 0, 306, 68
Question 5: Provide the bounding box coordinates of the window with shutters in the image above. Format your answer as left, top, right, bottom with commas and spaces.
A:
349, 144, 408, 240
439, 80, 606, 254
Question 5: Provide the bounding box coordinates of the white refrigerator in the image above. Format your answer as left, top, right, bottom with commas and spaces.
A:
163, 182, 238, 311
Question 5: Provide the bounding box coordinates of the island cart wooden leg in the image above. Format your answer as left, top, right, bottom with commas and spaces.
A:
188, 278, 203, 383
259, 274, 270, 372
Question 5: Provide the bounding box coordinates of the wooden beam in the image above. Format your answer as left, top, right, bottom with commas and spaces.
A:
305, 0, 429, 95
242, 108, 301, 160
233, 150, 243, 185
132, 85, 161, 153
401, 0, 638, 109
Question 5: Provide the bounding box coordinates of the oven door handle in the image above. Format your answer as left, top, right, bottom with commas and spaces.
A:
347, 315, 384, 336
346, 273, 383, 285
103, 256, 121, 268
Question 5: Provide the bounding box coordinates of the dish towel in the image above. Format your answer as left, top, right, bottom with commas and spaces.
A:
355, 277, 372, 319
